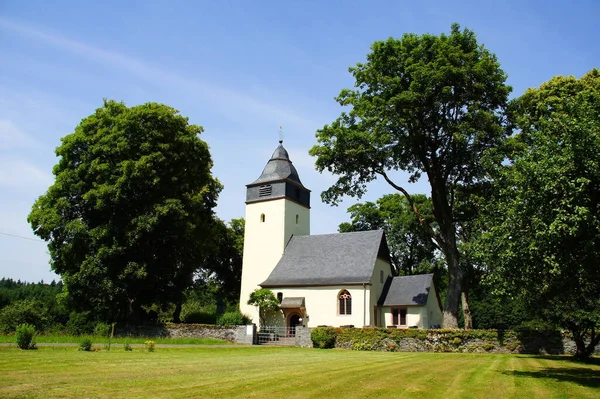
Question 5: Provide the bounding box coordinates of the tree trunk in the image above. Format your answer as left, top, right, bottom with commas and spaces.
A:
573, 328, 600, 361
443, 270, 462, 328
461, 290, 472, 329
439, 219, 462, 329
172, 301, 182, 323
127, 298, 142, 326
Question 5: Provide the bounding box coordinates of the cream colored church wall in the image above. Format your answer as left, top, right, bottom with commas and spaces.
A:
425, 282, 443, 328
368, 258, 394, 326
239, 198, 309, 325
381, 306, 426, 328
271, 285, 373, 328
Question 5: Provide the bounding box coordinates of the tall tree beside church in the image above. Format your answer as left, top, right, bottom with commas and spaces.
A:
28, 100, 222, 324
478, 70, 600, 360
339, 194, 438, 276
310, 24, 511, 327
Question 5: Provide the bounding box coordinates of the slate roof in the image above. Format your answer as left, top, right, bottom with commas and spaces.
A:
280, 297, 305, 308
261, 230, 390, 287
249, 141, 304, 187
379, 274, 435, 306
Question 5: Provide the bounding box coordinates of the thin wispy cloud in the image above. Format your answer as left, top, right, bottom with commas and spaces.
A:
0, 120, 40, 149
0, 156, 54, 192
0, 18, 316, 130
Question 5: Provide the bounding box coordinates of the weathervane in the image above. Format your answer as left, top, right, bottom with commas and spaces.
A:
279, 126, 284, 143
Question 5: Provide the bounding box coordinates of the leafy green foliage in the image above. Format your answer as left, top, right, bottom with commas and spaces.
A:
315, 327, 569, 355
478, 69, 600, 360
0, 299, 49, 334
194, 218, 245, 305
310, 327, 337, 349
93, 322, 111, 337
79, 338, 93, 351
339, 194, 439, 275
0, 278, 63, 309
28, 100, 222, 324
247, 288, 279, 327
180, 301, 217, 324
15, 323, 36, 350
66, 311, 96, 335
216, 310, 250, 326
310, 24, 511, 327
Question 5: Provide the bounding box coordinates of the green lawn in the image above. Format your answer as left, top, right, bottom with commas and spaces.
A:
0, 334, 229, 345
0, 346, 598, 399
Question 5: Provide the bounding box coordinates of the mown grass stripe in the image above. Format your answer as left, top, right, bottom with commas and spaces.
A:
1, 347, 598, 399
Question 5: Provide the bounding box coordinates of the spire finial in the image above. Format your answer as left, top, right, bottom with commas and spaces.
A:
278, 126, 283, 143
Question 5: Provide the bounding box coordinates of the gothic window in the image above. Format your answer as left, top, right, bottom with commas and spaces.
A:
260, 213, 265, 223
338, 290, 352, 315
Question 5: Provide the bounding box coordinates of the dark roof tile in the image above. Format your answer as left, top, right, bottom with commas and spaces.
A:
261, 230, 388, 287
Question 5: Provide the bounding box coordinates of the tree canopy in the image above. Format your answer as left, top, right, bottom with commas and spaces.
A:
339, 194, 438, 276
247, 288, 279, 327
478, 69, 600, 359
28, 100, 222, 324
310, 24, 511, 327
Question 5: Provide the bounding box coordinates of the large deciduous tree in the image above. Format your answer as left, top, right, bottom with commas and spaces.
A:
339, 194, 438, 276
28, 100, 222, 325
310, 24, 511, 327
479, 70, 600, 360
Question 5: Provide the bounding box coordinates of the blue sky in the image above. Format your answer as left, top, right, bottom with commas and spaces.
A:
1, 0, 598, 282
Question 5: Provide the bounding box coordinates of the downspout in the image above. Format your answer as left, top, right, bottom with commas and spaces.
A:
363, 283, 367, 327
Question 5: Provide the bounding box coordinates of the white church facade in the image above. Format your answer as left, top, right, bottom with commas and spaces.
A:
239, 141, 443, 332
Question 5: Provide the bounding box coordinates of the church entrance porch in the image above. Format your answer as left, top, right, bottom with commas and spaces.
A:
257, 297, 306, 346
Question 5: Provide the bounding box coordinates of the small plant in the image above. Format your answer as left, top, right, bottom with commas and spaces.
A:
145, 340, 155, 352
216, 310, 251, 326
123, 341, 132, 351
15, 323, 37, 350
311, 327, 337, 349
79, 338, 93, 351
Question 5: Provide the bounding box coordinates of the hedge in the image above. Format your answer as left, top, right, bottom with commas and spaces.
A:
310, 327, 572, 354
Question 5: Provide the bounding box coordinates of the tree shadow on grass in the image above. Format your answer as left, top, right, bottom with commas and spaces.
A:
503, 363, 600, 389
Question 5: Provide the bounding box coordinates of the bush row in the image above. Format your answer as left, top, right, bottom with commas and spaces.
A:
311, 327, 569, 354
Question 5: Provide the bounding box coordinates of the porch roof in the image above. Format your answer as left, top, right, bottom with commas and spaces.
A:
279, 297, 305, 308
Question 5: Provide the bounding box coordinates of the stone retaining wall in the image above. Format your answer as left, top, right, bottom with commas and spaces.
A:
117, 323, 255, 345
309, 327, 600, 355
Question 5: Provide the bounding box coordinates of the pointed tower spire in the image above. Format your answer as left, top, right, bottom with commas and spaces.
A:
246, 141, 310, 208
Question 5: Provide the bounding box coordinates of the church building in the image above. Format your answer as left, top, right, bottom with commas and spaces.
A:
239, 141, 443, 332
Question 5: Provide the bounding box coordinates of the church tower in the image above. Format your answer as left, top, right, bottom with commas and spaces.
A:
239, 141, 310, 324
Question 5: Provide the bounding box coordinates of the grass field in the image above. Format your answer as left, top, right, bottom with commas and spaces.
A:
0, 334, 228, 345
1, 346, 598, 399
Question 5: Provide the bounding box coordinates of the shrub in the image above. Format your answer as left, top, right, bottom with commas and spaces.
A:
79, 338, 93, 351
94, 322, 111, 337
15, 323, 36, 350
216, 310, 250, 326
145, 340, 155, 352
311, 327, 337, 349
180, 301, 217, 324
123, 341, 132, 351
67, 311, 95, 335
0, 300, 48, 333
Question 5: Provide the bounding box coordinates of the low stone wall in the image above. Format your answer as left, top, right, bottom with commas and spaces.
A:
294, 326, 313, 347
309, 327, 600, 355
117, 323, 255, 345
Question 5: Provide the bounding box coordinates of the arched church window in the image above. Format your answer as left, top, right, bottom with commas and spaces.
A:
296, 214, 299, 224
260, 213, 265, 223
338, 290, 352, 315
